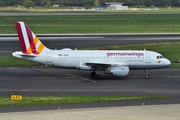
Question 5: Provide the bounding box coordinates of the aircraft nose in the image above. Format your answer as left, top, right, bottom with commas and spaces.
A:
165, 59, 171, 66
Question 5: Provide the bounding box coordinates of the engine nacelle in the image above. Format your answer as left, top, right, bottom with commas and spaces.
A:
104, 66, 129, 77
77, 63, 92, 71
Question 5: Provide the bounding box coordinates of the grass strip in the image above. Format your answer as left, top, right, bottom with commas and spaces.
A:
0, 96, 170, 107
169, 63, 180, 68
0, 14, 180, 33
0, 56, 40, 66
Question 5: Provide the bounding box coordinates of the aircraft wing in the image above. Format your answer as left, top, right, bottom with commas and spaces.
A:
86, 62, 128, 70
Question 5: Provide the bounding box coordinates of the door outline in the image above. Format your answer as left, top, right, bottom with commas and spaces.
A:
47, 52, 52, 63
145, 52, 151, 63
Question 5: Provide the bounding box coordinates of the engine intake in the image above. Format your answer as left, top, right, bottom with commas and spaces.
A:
77, 63, 92, 71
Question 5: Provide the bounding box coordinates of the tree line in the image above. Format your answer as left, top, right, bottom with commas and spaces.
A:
0, 0, 180, 7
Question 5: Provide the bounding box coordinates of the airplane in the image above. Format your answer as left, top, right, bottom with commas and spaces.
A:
12, 21, 171, 79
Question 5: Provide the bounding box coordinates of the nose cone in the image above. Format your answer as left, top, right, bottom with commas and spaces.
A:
165, 59, 171, 67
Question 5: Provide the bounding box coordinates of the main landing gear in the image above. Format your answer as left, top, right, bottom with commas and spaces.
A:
144, 70, 149, 79
91, 71, 100, 80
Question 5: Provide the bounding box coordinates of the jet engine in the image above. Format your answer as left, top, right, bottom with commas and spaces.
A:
104, 66, 129, 77
77, 64, 92, 71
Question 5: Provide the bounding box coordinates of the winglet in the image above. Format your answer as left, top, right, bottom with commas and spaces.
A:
15, 22, 46, 54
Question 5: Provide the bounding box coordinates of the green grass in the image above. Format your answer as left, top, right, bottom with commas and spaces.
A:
0, 56, 40, 66
0, 14, 180, 33
0, 96, 170, 107
169, 63, 180, 68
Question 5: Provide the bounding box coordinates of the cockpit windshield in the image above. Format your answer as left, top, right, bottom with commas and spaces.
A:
157, 56, 164, 59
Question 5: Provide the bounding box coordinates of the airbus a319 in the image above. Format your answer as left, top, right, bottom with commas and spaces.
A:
12, 22, 171, 79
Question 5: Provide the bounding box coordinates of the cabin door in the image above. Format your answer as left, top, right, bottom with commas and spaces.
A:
47, 52, 53, 64
145, 52, 151, 63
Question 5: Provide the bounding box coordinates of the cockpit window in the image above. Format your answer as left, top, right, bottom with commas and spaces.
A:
157, 56, 164, 59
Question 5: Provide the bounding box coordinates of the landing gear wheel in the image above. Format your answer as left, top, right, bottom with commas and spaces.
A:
144, 70, 149, 79
91, 71, 96, 77
93, 74, 100, 80
145, 74, 149, 79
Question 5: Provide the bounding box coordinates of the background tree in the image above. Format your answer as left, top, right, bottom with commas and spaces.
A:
99, 0, 105, 6
41, 0, 50, 6
2, 0, 180, 8
172, 0, 180, 6
0, 0, 6, 7
149, 5, 155, 8
45, 2, 51, 8
4, 0, 23, 6
162, 0, 171, 7
84, 4, 92, 9
23, 0, 36, 8
33, 0, 42, 6
94, 0, 99, 7
144, 0, 153, 7
137, 0, 144, 6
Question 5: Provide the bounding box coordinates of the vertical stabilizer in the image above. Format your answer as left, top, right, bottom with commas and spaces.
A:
15, 22, 47, 54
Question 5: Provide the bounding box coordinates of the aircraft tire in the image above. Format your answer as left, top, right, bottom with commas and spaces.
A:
145, 75, 149, 79
93, 74, 100, 80
91, 71, 96, 77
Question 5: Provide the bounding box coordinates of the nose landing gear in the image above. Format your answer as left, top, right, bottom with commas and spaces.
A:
144, 70, 149, 79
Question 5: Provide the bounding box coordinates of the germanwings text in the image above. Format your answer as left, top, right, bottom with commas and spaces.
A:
107, 52, 144, 57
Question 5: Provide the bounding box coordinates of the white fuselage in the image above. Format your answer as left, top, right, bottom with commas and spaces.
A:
12, 49, 171, 70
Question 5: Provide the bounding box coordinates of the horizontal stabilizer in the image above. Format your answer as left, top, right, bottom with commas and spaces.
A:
12, 51, 37, 58
21, 54, 37, 57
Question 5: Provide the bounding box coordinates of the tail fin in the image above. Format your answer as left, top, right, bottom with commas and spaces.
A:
15, 22, 46, 54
